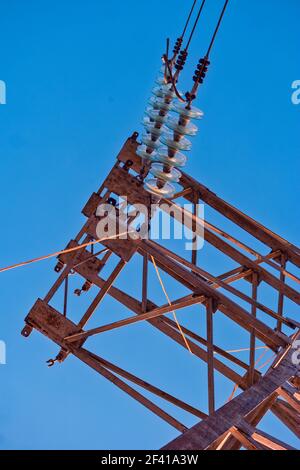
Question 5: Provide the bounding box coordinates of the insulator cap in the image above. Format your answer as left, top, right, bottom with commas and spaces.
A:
144, 179, 176, 198
156, 150, 187, 168
160, 132, 192, 152
141, 134, 160, 150
175, 50, 188, 72
152, 84, 175, 99
136, 145, 156, 162
150, 163, 181, 183
149, 97, 173, 112
173, 37, 183, 56
193, 56, 211, 84
143, 121, 164, 138
166, 116, 198, 136
145, 107, 167, 124
172, 102, 204, 120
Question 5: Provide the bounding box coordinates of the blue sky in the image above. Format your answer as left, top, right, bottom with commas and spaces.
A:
0, 0, 299, 450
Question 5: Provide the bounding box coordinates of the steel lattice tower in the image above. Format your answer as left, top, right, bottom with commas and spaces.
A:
21, 134, 300, 450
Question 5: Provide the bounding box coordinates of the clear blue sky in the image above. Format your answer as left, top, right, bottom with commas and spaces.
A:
0, 0, 299, 450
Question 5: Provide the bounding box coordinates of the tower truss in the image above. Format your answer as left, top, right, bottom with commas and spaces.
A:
22, 134, 300, 450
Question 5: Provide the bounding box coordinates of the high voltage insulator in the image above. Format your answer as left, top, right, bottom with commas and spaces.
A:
141, 95, 204, 198
135, 0, 204, 195
138, 64, 204, 198
136, 0, 229, 199
136, 61, 205, 198
136, 67, 178, 177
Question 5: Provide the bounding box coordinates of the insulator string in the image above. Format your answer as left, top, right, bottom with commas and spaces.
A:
137, 0, 230, 199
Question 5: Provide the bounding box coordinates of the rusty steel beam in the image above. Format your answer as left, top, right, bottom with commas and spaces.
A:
73, 348, 188, 433
229, 426, 267, 450
79, 350, 208, 420
139, 240, 288, 351
69, 251, 252, 378
206, 298, 215, 415
161, 200, 300, 305
117, 138, 300, 268
77, 259, 126, 328
22, 299, 189, 432
237, 419, 296, 450
271, 399, 300, 438
145, 240, 296, 329
163, 345, 299, 450
210, 394, 278, 450
249, 273, 258, 386
179, 169, 300, 269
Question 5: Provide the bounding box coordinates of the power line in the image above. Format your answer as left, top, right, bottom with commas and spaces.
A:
0, 232, 132, 274
188, 0, 230, 100
206, 0, 230, 58
185, 0, 207, 52
181, 0, 198, 40
172, 0, 200, 61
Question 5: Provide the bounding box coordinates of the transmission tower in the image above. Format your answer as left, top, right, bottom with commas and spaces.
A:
21, 0, 300, 450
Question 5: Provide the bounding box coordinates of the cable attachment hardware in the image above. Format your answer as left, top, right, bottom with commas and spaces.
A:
173, 37, 183, 57
107, 197, 117, 207
193, 56, 210, 84
135, 171, 145, 184
123, 160, 133, 172
74, 280, 93, 297
46, 349, 68, 367
46, 359, 56, 367
130, 131, 139, 142
136, 159, 150, 184
54, 260, 64, 273
175, 50, 188, 72
185, 91, 196, 103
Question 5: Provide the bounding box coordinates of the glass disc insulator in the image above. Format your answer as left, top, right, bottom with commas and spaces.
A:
152, 84, 175, 99
141, 134, 160, 150
149, 97, 173, 112
144, 179, 176, 198
136, 145, 157, 162
172, 102, 204, 120
166, 116, 198, 136
142, 117, 163, 133
143, 121, 164, 138
156, 149, 187, 168
156, 76, 167, 86
156, 75, 179, 87
150, 163, 181, 183
160, 132, 192, 151
145, 107, 168, 124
